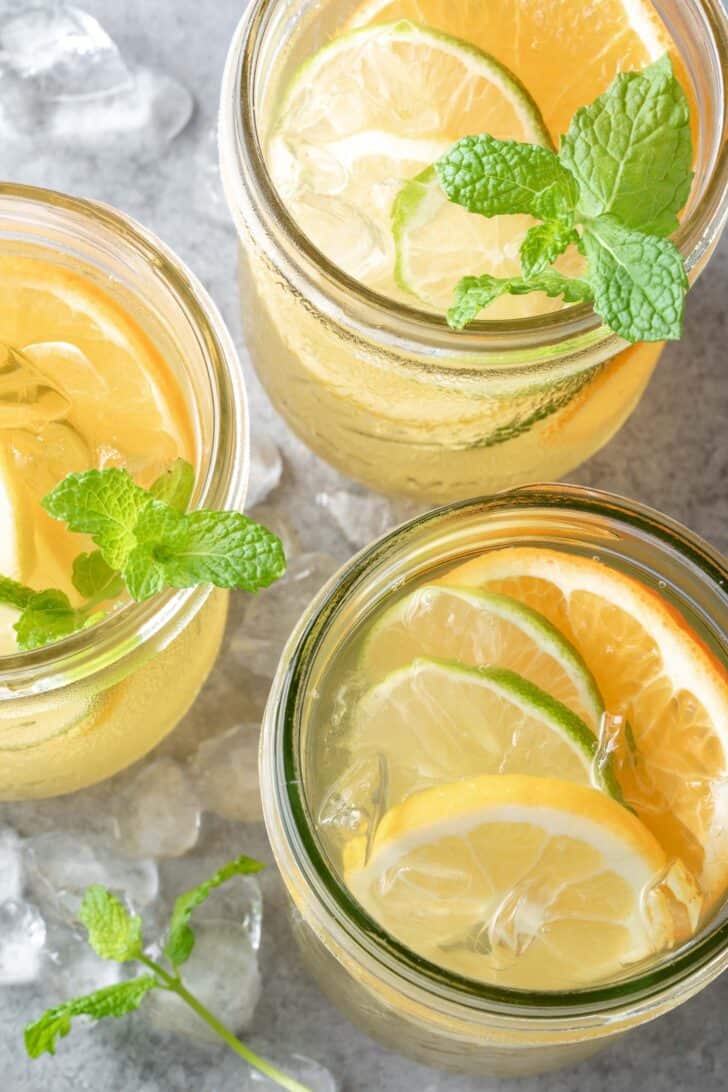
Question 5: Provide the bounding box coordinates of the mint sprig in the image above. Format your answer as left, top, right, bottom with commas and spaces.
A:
433, 56, 693, 341
0, 459, 285, 651
24, 858, 315, 1092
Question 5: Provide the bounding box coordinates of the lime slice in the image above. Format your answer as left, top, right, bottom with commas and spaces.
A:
361, 585, 604, 731
347, 658, 620, 808
344, 774, 701, 989
438, 547, 728, 908
267, 20, 551, 298
393, 164, 587, 315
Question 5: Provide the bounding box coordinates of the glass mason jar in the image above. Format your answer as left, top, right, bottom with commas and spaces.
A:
0, 184, 248, 800
261, 485, 728, 1077
220, 0, 728, 502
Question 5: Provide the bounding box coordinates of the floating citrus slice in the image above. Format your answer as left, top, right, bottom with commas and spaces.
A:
438, 548, 728, 907
345, 774, 701, 989
361, 585, 603, 730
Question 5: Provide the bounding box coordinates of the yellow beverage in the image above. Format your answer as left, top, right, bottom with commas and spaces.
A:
260, 487, 728, 1074
220, 0, 724, 500
0, 188, 247, 799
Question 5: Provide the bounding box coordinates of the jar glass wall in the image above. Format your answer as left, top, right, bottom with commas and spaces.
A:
220, 0, 728, 502
261, 486, 728, 1077
0, 185, 248, 799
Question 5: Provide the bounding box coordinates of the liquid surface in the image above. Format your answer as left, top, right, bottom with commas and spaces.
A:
0, 254, 194, 653
308, 546, 728, 990
265, 0, 686, 317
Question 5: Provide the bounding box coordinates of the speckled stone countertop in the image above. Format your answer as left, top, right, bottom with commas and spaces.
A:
1, 1, 727, 1089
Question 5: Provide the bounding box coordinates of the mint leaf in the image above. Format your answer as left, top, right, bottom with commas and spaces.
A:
437, 135, 579, 224
582, 215, 687, 341
447, 270, 593, 329
123, 507, 286, 601
42, 468, 151, 570
72, 551, 123, 601
520, 221, 580, 278
150, 458, 195, 512
0, 575, 34, 611
78, 886, 143, 962
164, 855, 264, 967
560, 55, 693, 236
24, 976, 157, 1058
13, 589, 87, 651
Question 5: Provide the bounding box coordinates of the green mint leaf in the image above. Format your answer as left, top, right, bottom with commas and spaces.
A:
123, 507, 286, 602
24, 976, 157, 1059
78, 886, 143, 962
42, 468, 151, 570
150, 458, 195, 513
13, 589, 87, 651
0, 575, 34, 611
72, 551, 123, 601
447, 270, 593, 329
582, 215, 687, 342
520, 221, 580, 278
560, 55, 693, 236
437, 135, 579, 224
164, 855, 265, 967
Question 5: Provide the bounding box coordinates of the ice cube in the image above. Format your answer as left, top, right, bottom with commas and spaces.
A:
0, 899, 46, 984
0, 825, 23, 902
244, 502, 301, 561
317, 754, 388, 848
113, 758, 201, 859
158, 852, 263, 951
247, 433, 283, 509
47, 921, 121, 998
189, 722, 264, 823
316, 489, 398, 550
0, 343, 71, 430
148, 921, 261, 1041
25, 831, 159, 920
230, 552, 338, 678
196, 1044, 338, 1091
0, 5, 193, 155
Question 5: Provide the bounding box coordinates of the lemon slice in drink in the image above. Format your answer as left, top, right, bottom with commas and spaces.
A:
348, 659, 619, 808
267, 20, 551, 300
344, 775, 701, 989
438, 548, 728, 908
362, 585, 603, 731
348, 0, 681, 141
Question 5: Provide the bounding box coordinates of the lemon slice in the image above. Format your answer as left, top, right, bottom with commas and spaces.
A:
347, 0, 682, 141
393, 165, 587, 315
267, 20, 551, 299
361, 585, 603, 731
348, 659, 619, 808
344, 775, 701, 989
438, 548, 728, 907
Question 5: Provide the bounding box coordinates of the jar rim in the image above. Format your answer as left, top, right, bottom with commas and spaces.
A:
220, 0, 728, 368
0, 183, 249, 692
263, 484, 728, 1022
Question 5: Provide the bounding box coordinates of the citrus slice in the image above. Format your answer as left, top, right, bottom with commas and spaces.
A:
393, 165, 586, 315
344, 775, 701, 989
267, 20, 551, 302
438, 548, 728, 907
347, 0, 684, 142
347, 658, 619, 808
361, 584, 603, 731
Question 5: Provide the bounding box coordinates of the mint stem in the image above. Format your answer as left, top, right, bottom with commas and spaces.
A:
138, 956, 312, 1092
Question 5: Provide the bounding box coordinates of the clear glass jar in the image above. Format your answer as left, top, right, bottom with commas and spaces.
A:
220, 0, 728, 502
261, 485, 728, 1077
0, 184, 248, 800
